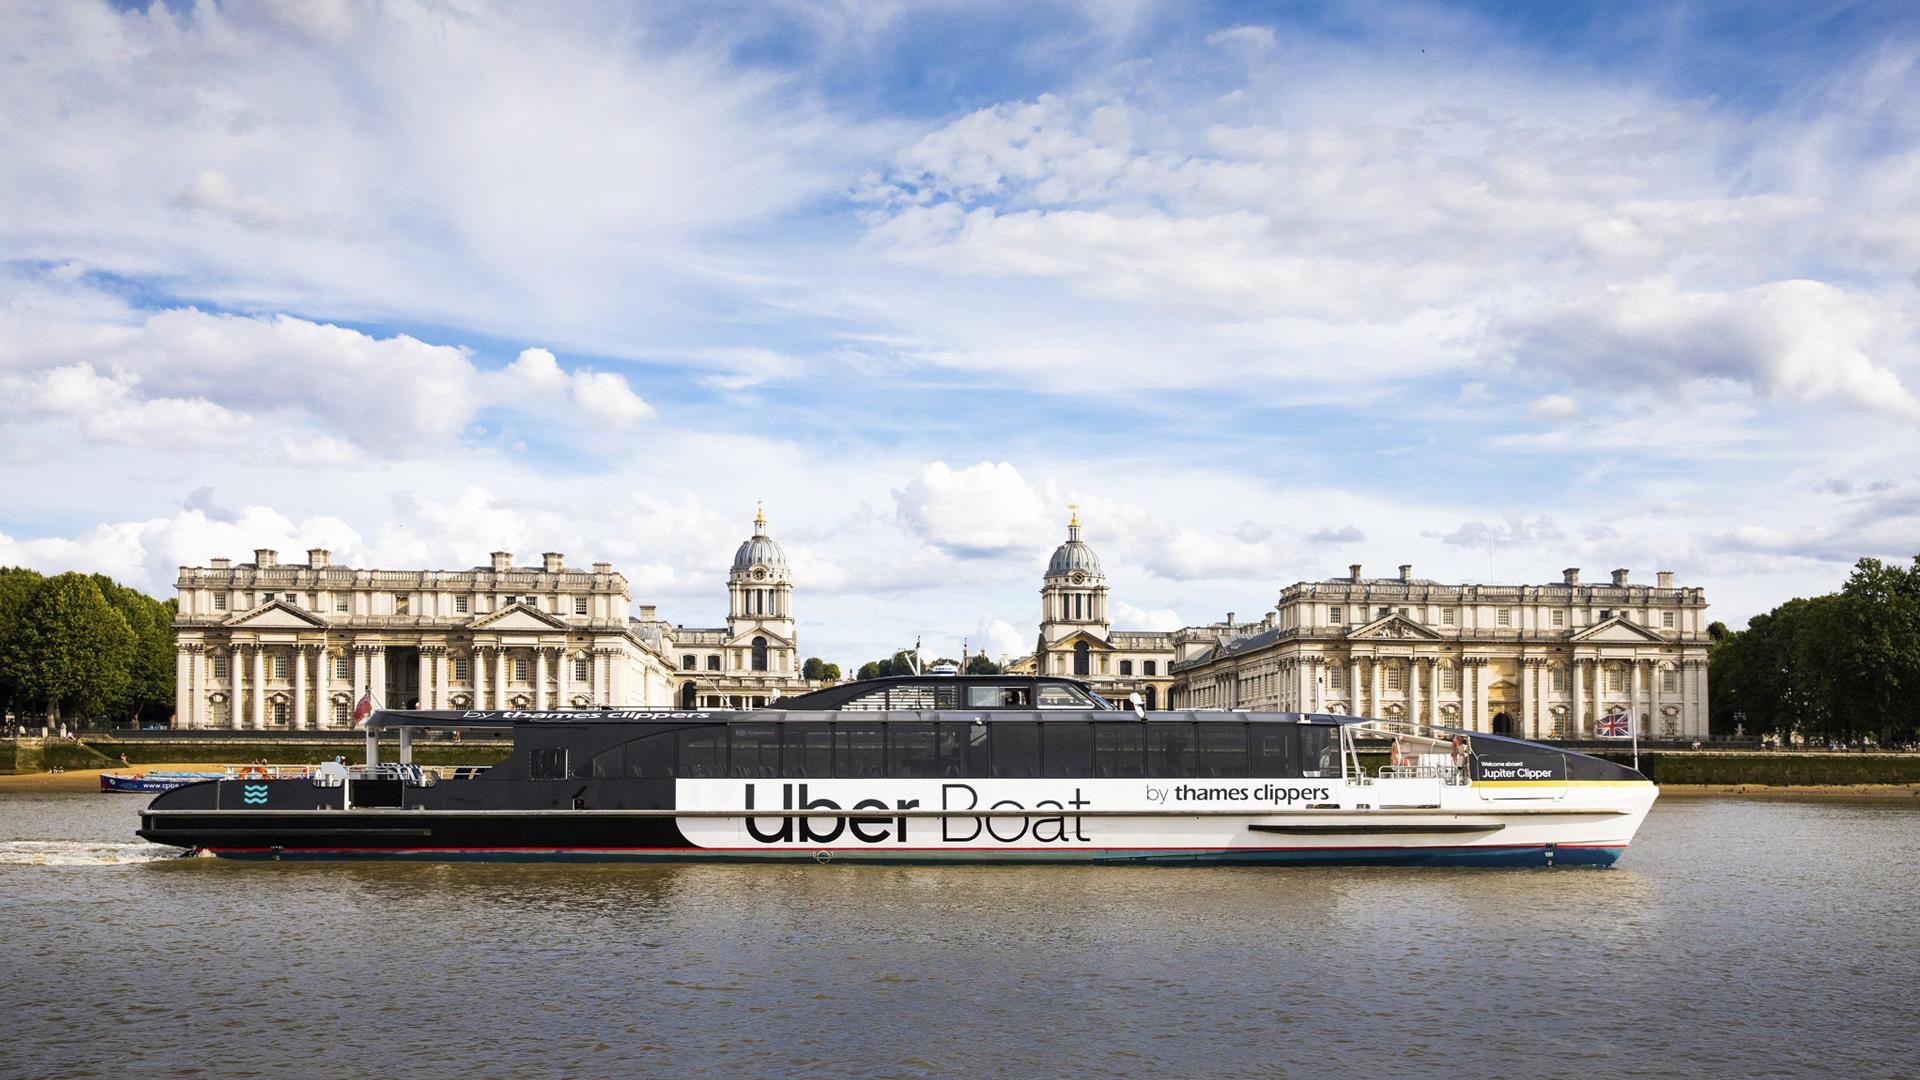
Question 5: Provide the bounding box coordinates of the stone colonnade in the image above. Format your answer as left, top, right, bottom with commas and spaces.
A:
174, 640, 620, 729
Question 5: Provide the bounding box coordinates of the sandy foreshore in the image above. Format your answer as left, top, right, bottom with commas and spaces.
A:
0, 765, 230, 793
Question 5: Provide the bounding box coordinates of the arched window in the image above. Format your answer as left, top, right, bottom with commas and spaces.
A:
1073, 641, 1090, 676
752, 636, 769, 672
680, 682, 697, 708
1119, 660, 1133, 676
1144, 660, 1157, 676
1143, 686, 1157, 710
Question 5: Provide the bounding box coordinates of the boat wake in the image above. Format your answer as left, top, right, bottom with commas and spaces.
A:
0, 840, 177, 866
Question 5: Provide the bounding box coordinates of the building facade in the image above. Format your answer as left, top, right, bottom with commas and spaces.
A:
1168, 564, 1710, 740
1032, 512, 1176, 708
172, 512, 812, 728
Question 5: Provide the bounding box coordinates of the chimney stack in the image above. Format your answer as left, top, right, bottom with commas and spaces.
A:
1226, 612, 1236, 626
542, 552, 564, 573
592, 562, 613, 575
307, 548, 330, 569
209, 557, 231, 570
637, 605, 656, 621
1657, 570, 1674, 589
1349, 563, 1363, 583
254, 548, 278, 568
490, 551, 512, 572
1563, 567, 1580, 586
1611, 568, 1630, 587
1398, 564, 1412, 582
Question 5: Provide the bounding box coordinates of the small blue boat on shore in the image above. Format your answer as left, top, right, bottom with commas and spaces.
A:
100, 771, 224, 794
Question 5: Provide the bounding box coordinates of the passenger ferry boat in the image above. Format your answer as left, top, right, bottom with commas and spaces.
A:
137, 676, 1657, 866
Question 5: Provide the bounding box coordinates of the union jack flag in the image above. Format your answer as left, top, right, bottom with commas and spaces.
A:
1598, 711, 1631, 738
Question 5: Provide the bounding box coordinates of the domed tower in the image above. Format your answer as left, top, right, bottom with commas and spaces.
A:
728, 505, 794, 649
1038, 506, 1110, 650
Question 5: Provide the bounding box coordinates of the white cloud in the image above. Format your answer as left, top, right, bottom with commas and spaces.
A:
504, 348, 655, 429
1529, 393, 1580, 421
1508, 279, 1920, 420
893, 461, 1054, 558
1206, 26, 1276, 51
1114, 600, 1183, 631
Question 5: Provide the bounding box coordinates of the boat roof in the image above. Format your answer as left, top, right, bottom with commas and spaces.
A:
773, 674, 1116, 711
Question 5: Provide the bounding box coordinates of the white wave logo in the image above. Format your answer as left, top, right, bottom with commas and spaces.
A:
0, 840, 176, 866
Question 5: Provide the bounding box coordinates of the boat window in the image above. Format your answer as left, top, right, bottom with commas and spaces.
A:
965, 685, 1032, 708
1146, 722, 1195, 777
887, 723, 941, 778
835, 723, 886, 778
884, 683, 962, 710
1042, 722, 1094, 778
1250, 723, 1294, 777
1196, 724, 1249, 778
1094, 724, 1145, 778
730, 724, 781, 778
1036, 684, 1093, 708
990, 722, 1042, 778
621, 730, 676, 778
589, 743, 624, 778
782, 722, 833, 778
529, 747, 568, 780
1299, 725, 1339, 778
675, 727, 727, 778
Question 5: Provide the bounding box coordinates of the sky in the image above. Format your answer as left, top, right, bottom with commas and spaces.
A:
2, 0, 1918, 670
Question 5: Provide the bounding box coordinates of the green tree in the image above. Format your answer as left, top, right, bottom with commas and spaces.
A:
94, 575, 176, 725
1710, 555, 1920, 746
803, 656, 825, 680
964, 653, 1002, 674
856, 661, 881, 681
7, 573, 137, 726
854, 649, 921, 679
0, 567, 47, 720
819, 662, 841, 681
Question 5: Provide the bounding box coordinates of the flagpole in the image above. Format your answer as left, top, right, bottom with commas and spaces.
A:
1632, 708, 1640, 774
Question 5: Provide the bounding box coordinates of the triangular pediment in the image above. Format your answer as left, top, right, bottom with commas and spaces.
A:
727, 627, 794, 649
224, 600, 330, 629
1044, 629, 1113, 651
1347, 613, 1444, 641
1571, 616, 1666, 643
468, 603, 571, 631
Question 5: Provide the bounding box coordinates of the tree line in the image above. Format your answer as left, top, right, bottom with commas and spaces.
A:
1711, 555, 1920, 746
854, 650, 1001, 680
0, 568, 178, 729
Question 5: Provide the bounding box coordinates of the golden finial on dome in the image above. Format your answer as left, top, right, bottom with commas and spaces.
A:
1068, 503, 1079, 527
755, 500, 765, 525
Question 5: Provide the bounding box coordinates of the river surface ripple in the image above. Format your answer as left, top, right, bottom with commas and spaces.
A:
0, 793, 1915, 1079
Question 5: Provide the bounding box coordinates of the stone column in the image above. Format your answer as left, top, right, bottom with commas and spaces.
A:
556, 649, 571, 708
1572, 657, 1585, 738
595, 649, 610, 706
417, 649, 433, 711
230, 646, 245, 730
187, 647, 203, 729
1521, 657, 1536, 738
174, 647, 191, 730
535, 648, 550, 710
1346, 658, 1360, 713
433, 649, 448, 709
1652, 661, 1666, 736
292, 645, 308, 730
1474, 661, 1489, 732
251, 645, 267, 730
315, 646, 331, 729
370, 647, 387, 707
473, 647, 488, 710
495, 648, 509, 708
1631, 660, 1645, 735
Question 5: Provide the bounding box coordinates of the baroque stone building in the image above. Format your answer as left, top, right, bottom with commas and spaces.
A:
1167, 564, 1710, 740
172, 512, 811, 728
1030, 511, 1176, 708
